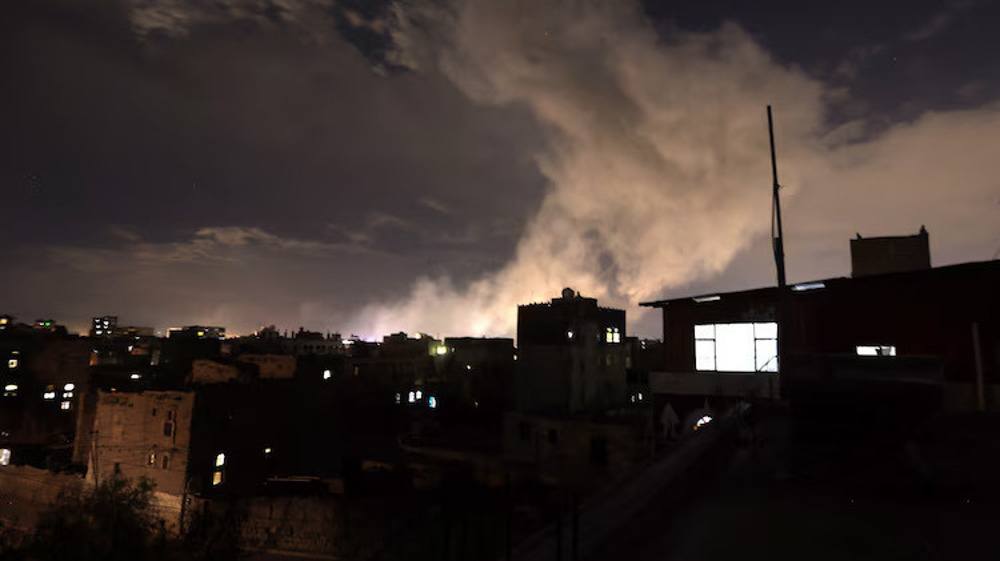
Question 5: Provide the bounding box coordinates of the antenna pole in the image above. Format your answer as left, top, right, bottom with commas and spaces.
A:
768, 105, 787, 288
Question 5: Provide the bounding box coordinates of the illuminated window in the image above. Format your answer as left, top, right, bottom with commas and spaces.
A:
215, 453, 225, 467
212, 471, 223, 486
130, 373, 141, 380
64, 383, 75, 391
435, 346, 447, 355
264, 447, 272, 456
395, 392, 401, 404
147, 449, 157, 466
567, 330, 575, 340
428, 396, 437, 409
408, 391, 415, 403
694, 415, 713, 430
415, 390, 422, 400
61, 401, 71, 410
63, 392, 73, 399
605, 328, 620, 343
7, 359, 17, 369
323, 369, 332, 380
857, 345, 897, 357
0, 448, 10, 466
43, 391, 56, 400
694, 323, 778, 372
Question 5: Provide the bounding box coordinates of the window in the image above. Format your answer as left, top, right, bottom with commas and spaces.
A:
407, 391, 415, 403
518, 422, 532, 442
0, 448, 10, 466
161, 455, 170, 470
590, 437, 608, 467
605, 327, 621, 343
857, 345, 897, 357
212, 471, 223, 486
215, 453, 225, 467
64, 383, 75, 391
163, 421, 173, 437
7, 359, 17, 369
147, 448, 157, 466
60, 400, 72, 410
323, 369, 332, 380
428, 396, 437, 409
694, 323, 778, 372
151, 407, 157, 416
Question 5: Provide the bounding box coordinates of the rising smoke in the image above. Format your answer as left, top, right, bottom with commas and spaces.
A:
353, 0, 827, 337
120, 0, 1000, 338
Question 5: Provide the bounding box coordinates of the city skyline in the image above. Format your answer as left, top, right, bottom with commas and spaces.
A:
2, 0, 999, 338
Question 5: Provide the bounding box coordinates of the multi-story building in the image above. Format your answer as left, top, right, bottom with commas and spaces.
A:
516, 288, 628, 413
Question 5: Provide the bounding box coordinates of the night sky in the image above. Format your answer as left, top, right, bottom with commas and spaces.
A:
2, 0, 999, 338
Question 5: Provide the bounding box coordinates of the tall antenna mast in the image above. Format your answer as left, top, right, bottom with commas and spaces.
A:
768, 105, 787, 287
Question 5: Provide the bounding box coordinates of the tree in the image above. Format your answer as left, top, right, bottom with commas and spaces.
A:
26, 474, 176, 561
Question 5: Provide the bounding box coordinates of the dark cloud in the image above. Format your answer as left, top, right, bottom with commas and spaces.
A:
1, 0, 999, 339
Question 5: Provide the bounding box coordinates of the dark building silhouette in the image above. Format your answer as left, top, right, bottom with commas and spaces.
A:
850, 225, 931, 277
642, 234, 1000, 435
516, 288, 627, 412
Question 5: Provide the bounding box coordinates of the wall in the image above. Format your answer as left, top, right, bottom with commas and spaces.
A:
237, 354, 296, 379
0, 465, 82, 530
88, 390, 194, 521
190, 359, 240, 384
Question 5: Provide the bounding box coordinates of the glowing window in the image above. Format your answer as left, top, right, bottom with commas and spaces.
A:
694, 323, 778, 372
60, 401, 71, 410
212, 471, 223, 486
415, 390, 422, 400
605, 327, 620, 343
567, 330, 574, 340
436, 346, 447, 355
0, 449, 10, 466
264, 447, 272, 456
4, 384, 17, 392
64, 383, 75, 391
395, 392, 401, 404
857, 345, 897, 357
130, 373, 141, 380
408, 391, 415, 403
323, 369, 332, 380
428, 396, 437, 409
63, 392, 73, 399
694, 415, 713, 430
7, 359, 17, 369
43, 391, 55, 400
215, 453, 225, 467
147, 450, 156, 466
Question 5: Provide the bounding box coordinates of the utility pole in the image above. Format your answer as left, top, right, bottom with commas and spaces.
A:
768, 105, 787, 288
